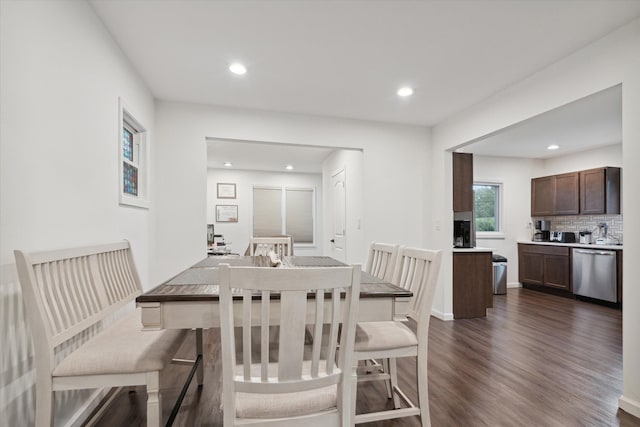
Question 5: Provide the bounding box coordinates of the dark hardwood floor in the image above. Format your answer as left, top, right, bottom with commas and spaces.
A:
91, 288, 640, 426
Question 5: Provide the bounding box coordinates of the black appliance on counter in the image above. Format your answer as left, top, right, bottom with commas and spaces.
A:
550, 231, 576, 243
533, 220, 551, 242
453, 220, 473, 248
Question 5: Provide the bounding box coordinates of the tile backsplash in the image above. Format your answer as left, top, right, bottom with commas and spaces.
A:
532, 214, 623, 243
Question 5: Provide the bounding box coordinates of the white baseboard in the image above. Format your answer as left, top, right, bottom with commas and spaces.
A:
431, 309, 454, 321
619, 395, 640, 419
507, 282, 522, 288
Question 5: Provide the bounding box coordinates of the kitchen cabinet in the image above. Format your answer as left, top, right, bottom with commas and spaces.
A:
453, 153, 473, 212
531, 167, 619, 216
580, 167, 621, 214
531, 172, 579, 216
453, 251, 492, 318
554, 172, 579, 215
531, 176, 555, 216
518, 249, 543, 285
617, 251, 623, 303
518, 244, 571, 292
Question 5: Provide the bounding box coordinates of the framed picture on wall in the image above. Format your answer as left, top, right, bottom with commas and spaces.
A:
216, 205, 238, 222
217, 183, 236, 199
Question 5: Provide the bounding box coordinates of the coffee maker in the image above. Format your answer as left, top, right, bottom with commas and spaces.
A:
453, 220, 473, 248
533, 220, 550, 242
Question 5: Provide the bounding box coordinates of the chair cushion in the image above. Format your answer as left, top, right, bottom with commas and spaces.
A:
234, 360, 338, 418
236, 385, 337, 419
53, 309, 187, 377
354, 321, 418, 352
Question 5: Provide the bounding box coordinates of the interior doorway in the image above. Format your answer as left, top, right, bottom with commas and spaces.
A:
330, 168, 347, 262
206, 138, 363, 260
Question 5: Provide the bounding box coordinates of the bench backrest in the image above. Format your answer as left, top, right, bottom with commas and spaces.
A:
14, 241, 142, 364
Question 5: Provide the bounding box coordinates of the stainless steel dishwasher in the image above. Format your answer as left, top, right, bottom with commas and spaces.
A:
572, 248, 617, 302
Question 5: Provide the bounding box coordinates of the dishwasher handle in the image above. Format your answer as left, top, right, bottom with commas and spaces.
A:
574, 249, 616, 256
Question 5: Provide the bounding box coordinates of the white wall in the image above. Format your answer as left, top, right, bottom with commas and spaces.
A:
322, 150, 365, 264
0, 1, 155, 425
431, 19, 640, 417
474, 156, 542, 285
542, 143, 622, 175
206, 168, 323, 256
152, 101, 430, 285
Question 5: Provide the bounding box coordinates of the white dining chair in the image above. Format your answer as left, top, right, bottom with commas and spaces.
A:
352, 247, 442, 426
362, 242, 400, 386
218, 263, 361, 426
365, 242, 399, 282
249, 236, 293, 258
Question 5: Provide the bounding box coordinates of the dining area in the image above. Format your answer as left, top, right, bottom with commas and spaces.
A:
14, 238, 441, 426
15, 235, 633, 426
135, 239, 442, 426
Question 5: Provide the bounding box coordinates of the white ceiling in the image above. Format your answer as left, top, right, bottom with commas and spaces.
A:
91, 0, 640, 127
207, 139, 337, 173
463, 85, 622, 159
90, 1, 636, 170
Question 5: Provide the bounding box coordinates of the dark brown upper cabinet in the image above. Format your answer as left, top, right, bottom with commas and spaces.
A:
453, 153, 473, 212
580, 167, 621, 214
532, 172, 578, 216
554, 172, 580, 215
531, 176, 555, 216
531, 167, 620, 216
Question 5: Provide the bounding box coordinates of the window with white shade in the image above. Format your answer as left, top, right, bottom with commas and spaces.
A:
253, 186, 315, 245
253, 187, 283, 237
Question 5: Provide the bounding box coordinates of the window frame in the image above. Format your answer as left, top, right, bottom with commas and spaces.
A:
473, 180, 504, 239
118, 97, 149, 209
251, 185, 316, 247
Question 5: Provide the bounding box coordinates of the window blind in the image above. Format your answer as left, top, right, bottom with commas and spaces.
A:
253, 188, 282, 236
286, 188, 314, 243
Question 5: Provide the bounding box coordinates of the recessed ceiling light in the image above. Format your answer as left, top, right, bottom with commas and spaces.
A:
285, 165, 294, 170
397, 87, 414, 97
229, 63, 247, 75
547, 144, 560, 150
223, 162, 233, 167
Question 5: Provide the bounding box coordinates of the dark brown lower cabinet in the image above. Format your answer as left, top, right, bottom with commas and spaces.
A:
518, 243, 571, 293
453, 251, 492, 319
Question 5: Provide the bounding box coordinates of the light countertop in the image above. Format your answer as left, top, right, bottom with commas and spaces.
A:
452, 247, 494, 253
518, 240, 623, 251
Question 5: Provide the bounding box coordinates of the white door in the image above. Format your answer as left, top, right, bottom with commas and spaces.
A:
331, 168, 346, 262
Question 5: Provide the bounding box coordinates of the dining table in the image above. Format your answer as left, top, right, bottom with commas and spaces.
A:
136, 255, 412, 330
135, 255, 412, 425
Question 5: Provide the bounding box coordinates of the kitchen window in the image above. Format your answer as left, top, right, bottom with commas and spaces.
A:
119, 98, 149, 208
253, 186, 315, 245
474, 182, 503, 237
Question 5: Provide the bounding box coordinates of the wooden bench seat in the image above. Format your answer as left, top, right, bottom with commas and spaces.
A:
14, 241, 191, 427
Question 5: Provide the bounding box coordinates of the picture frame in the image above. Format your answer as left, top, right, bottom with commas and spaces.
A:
216, 205, 238, 222
217, 183, 236, 199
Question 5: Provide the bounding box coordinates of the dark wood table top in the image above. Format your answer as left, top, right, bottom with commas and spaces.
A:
137, 256, 411, 303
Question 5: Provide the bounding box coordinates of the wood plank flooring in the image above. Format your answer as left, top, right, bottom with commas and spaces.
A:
91, 289, 640, 426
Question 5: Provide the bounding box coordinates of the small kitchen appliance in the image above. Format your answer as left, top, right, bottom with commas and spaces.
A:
533, 220, 551, 242
550, 231, 576, 243
595, 223, 610, 245
453, 220, 473, 248
579, 230, 592, 244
